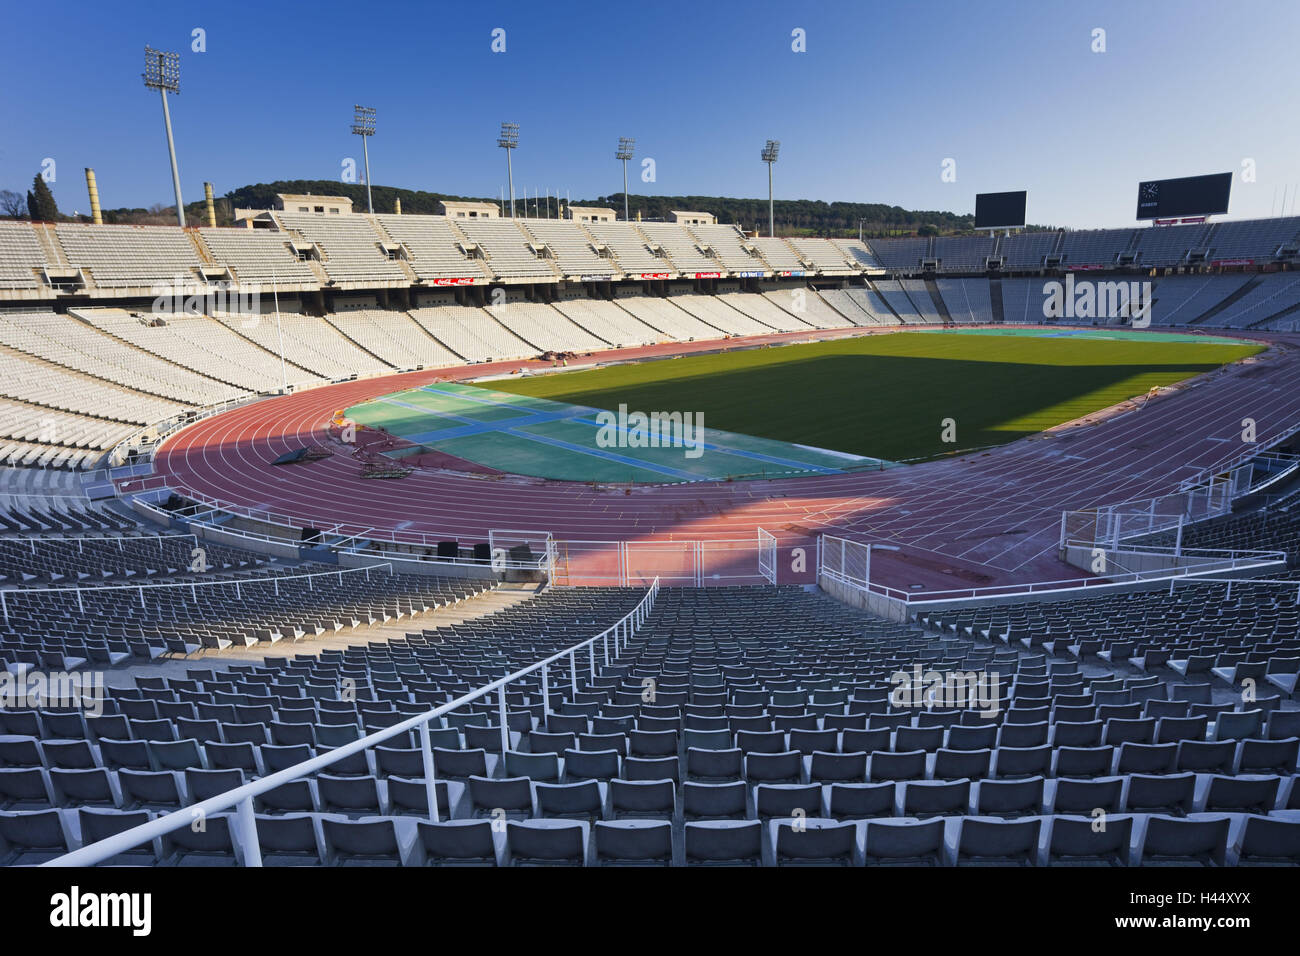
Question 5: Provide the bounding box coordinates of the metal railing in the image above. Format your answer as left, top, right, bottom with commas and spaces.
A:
0, 531, 196, 553
106, 390, 264, 468
818, 531, 1287, 606
44, 577, 660, 867
0, 561, 397, 621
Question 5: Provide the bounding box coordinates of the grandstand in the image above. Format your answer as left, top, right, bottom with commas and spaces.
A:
4, 203, 1300, 876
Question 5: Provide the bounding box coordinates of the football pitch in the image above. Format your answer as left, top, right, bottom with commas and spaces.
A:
347, 328, 1262, 483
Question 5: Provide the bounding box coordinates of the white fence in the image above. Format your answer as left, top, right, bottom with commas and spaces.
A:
550, 537, 769, 586
44, 578, 661, 867
818, 532, 1287, 607
0, 561, 398, 621
757, 529, 777, 585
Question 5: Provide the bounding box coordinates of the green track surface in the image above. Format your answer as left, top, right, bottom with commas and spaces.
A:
482, 329, 1262, 463
346, 382, 879, 483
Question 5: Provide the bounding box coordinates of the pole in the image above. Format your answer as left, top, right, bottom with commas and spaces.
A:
361, 135, 373, 214
272, 267, 287, 393
767, 161, 774, 238
419, 720, 439, 822
506, 148, 515, 218
622, 159, 629, 222
159, 84, 185, 227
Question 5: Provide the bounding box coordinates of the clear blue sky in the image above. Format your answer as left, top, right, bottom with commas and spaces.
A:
4, 0, 1299, 228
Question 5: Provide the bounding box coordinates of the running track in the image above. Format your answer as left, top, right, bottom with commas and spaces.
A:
152, 327, 1300, 591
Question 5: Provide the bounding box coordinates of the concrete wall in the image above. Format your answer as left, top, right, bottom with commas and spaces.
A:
818, 573, 910, 622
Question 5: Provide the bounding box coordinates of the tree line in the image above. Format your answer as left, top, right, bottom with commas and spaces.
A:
1, 177, 1052, 236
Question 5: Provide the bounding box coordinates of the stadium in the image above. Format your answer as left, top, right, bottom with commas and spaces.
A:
1, 4, 1298, 920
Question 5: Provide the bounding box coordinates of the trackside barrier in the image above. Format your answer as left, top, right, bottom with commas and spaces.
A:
45, 578, 661, 867
550, 538, 770, 586
757, 528, 777, 585
818, 532, 1287, 607
131, 497, 552, 574
127, 494, 772, 586
106, 392, 264, 469
0, 561, 397, 623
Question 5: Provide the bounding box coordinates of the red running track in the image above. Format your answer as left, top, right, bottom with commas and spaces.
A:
152, 327, 1300, 591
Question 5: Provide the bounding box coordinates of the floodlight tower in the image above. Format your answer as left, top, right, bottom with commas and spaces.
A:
615, 137, 635, 221
761, 140, 780, 238
351, 105, 376, 214
498, 122, 519, 217
142, 47, 186, 227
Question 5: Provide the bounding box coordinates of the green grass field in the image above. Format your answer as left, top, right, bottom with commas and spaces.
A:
482, 329, 1262, 462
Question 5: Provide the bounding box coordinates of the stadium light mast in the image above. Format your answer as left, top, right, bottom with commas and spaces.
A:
615, 137, 635, 222
142, 47, 186, 228
351, 105, 377, 214
498, 122, 519, 218
761, 140, 780, 238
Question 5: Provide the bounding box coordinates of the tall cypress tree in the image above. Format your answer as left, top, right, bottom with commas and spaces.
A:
26, 174, 58, 222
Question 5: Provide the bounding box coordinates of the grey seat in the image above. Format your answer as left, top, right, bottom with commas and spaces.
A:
257, 779, 318, 815
771, 818, 858, 866
976, 777, 1044, 817
955, 817, 1041, 866
160, 812, 240, 866
466, 775, 533, 819
993, 745, 1052, 779
255, 813, 326, 866
534, 779, 606, 820
594, 819, 673, 865
1175, 740, 1235, 774
563, 748, 620, 782
682, 780, 748, 820
934, 748, 990, 780
805, 750, 867, 783
1053, 746, 1114, 778
387, 776, 456, 818
1215, 710, 1265, 741
317, 774, 385, 816
864, 818, 945, 866
431, 746, 491, 779
1125, 773, 1195, 815
1116, 742, 1178, 775
0, 808, 70, 865
754, 783, 822, 819
869, 750, 926, 782
0, 767, 53, 810
609, 778, 675, 819
1201, 775, 1279, 814
417, 819, 501, 866
505, 819, 587, 866
77, 808, 158, 865
1232, 815, 1300, 865
1138, 815, 1230, 866
685, 820, 762, 866
320, 816, 410, 866
744, 751, 802, 784
185, 767, 245, 804
1238, 737, 1299, 774
1046, 814, 1133, 866
118, 769, 184, 811
503, 750, 561, 783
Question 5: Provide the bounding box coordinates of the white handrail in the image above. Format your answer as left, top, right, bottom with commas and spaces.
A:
0, 561, 400, 622
44, 577, 661, 867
